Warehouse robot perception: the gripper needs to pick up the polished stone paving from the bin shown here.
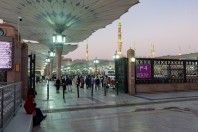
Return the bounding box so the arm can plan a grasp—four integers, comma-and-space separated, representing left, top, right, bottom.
32, 81, 198, 132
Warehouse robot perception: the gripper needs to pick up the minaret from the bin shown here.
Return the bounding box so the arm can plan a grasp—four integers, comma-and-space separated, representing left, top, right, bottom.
117, 19, 122, 57
86, 40, 88, 61
150, 44, 155, 58
133, 42, 136, 57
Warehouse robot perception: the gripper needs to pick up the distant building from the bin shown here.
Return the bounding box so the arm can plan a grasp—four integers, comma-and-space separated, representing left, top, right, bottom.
156, 52, 198, 60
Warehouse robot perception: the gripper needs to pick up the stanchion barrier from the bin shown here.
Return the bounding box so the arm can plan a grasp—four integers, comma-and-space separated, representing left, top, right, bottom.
47, 83, 49, 100
77, 85, 79, 98
63, 87, 65, 99
91, 84, 93, 97
104, 86, 106, 96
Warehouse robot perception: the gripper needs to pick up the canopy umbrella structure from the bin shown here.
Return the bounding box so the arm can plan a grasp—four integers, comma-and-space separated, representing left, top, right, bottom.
27, 42, 78, 69
0, 0, 139, 70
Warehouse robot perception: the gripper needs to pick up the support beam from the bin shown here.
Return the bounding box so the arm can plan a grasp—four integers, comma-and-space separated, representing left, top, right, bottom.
127, 48, 135, 95
55, 44, 63, 80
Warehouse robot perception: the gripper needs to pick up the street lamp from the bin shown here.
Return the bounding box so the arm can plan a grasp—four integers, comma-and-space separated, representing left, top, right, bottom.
48, 50, 55, 57
53, 34, 66, 44
18, 16, 22, 47
53, 34, 66, 80
93, 57, 99, 75
113, 50, 120, 60
46, 57, 50, 63
131, 57, 136, 62
48, 50, 55, 81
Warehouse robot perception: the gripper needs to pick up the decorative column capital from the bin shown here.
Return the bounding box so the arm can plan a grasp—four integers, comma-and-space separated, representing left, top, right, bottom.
55, 44, 63, 49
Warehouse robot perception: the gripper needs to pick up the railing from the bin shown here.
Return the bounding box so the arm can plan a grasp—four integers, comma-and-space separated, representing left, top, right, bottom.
0, 82, 22, 132
135, 58, 198, 84
0, 83, 13, 87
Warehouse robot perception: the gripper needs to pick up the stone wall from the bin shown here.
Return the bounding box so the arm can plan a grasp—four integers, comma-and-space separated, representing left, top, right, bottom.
136, 83, 198, 93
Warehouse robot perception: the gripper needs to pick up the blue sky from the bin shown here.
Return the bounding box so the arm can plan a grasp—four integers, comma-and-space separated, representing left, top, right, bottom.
66, 0, 198, 60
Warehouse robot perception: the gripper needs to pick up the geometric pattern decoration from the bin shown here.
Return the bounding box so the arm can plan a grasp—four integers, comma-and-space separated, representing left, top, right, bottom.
0, 0, 139, 70
136, 58, 198, 84
0, 0, 139, 45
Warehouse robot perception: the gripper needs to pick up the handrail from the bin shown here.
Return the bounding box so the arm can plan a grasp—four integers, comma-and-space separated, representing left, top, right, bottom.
0, 82, 20, 89
0, 82, 22, 132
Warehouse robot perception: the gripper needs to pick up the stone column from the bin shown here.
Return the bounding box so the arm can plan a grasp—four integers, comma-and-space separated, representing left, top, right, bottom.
127, 48, 135, 95
46, 63, 50, 77
44, 67, 47, 76
55, 44, 63, 79
95, 64, 97, 75
49, 59, 54, 80
21, 43, 28, 99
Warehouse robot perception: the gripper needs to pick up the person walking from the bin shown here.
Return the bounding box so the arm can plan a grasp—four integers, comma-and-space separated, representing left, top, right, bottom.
67, 76, 72, 92
80, 75, 85, 88
103, 75, 108, 89
76, 75, 80, 90
91, 76, 94, 90
85, 75, 89, 89
101, 75, 104, 88
95, 76, 100, 90
62, 76, 67, 93
56, 78, 61, 93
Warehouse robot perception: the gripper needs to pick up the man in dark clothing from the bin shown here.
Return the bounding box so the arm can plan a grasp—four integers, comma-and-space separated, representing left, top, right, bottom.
77, 76, 80, 89
95, 77, 100, 90
85, 75, 90, 89
67, 77, 72, 92
56, 78, 61, 92
62, 76, 67, 93
101, 76, 104, 88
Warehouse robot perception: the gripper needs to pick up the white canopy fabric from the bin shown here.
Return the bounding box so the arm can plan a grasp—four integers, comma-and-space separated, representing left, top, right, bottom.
0, 0, 139, 69
0, 0, 139, 44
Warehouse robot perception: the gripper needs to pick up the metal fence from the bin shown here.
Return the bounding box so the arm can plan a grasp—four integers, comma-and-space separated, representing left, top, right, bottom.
0, 82, 22, 131
135, 58, 198, 84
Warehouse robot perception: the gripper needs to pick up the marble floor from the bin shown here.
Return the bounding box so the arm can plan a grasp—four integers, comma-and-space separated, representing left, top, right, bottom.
32, 81, 198, 132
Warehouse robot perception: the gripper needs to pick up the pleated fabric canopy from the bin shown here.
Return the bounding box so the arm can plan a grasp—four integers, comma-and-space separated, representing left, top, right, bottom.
0, 0, 139, 68
0, 0, 139, 44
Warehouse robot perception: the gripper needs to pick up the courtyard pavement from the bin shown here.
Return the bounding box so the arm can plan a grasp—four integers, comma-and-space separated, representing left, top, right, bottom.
32, 81, 198, 132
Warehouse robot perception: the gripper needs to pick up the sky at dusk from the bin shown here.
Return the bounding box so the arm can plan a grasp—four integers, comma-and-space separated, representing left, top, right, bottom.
66, 0, 198, 60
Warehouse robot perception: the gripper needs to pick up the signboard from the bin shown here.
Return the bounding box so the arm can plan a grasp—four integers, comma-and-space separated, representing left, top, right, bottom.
136, 64, 151, 78
0, 41, 12, 69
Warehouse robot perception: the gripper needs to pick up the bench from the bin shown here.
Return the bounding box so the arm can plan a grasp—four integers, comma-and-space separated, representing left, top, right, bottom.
4, 108, 33, 132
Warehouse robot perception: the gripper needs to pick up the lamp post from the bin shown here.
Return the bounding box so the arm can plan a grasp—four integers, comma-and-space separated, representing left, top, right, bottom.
49, 50, 55, 57
45, 57, 50, 82
45, 57, 50, 63
48, 50, 55, 80
17, 16, 22, 47
113, 50, 119, 95
53, 34, 66, 80
93, 57, 99, 75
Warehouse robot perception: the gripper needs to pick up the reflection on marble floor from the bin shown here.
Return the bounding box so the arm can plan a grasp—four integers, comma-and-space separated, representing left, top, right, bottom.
33, 82, 198, 132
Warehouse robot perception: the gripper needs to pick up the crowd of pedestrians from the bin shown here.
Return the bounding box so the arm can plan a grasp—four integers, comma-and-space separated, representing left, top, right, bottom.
54, 74, 113, 93
25, 74, 114, 127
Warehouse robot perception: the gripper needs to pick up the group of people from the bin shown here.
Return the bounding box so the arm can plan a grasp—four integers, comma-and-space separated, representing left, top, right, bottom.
54, 74, 113, 93
35, 75, 49, 83
55, 75, 73, 93
24, 74, 113, 127
74, 75, 112, 90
